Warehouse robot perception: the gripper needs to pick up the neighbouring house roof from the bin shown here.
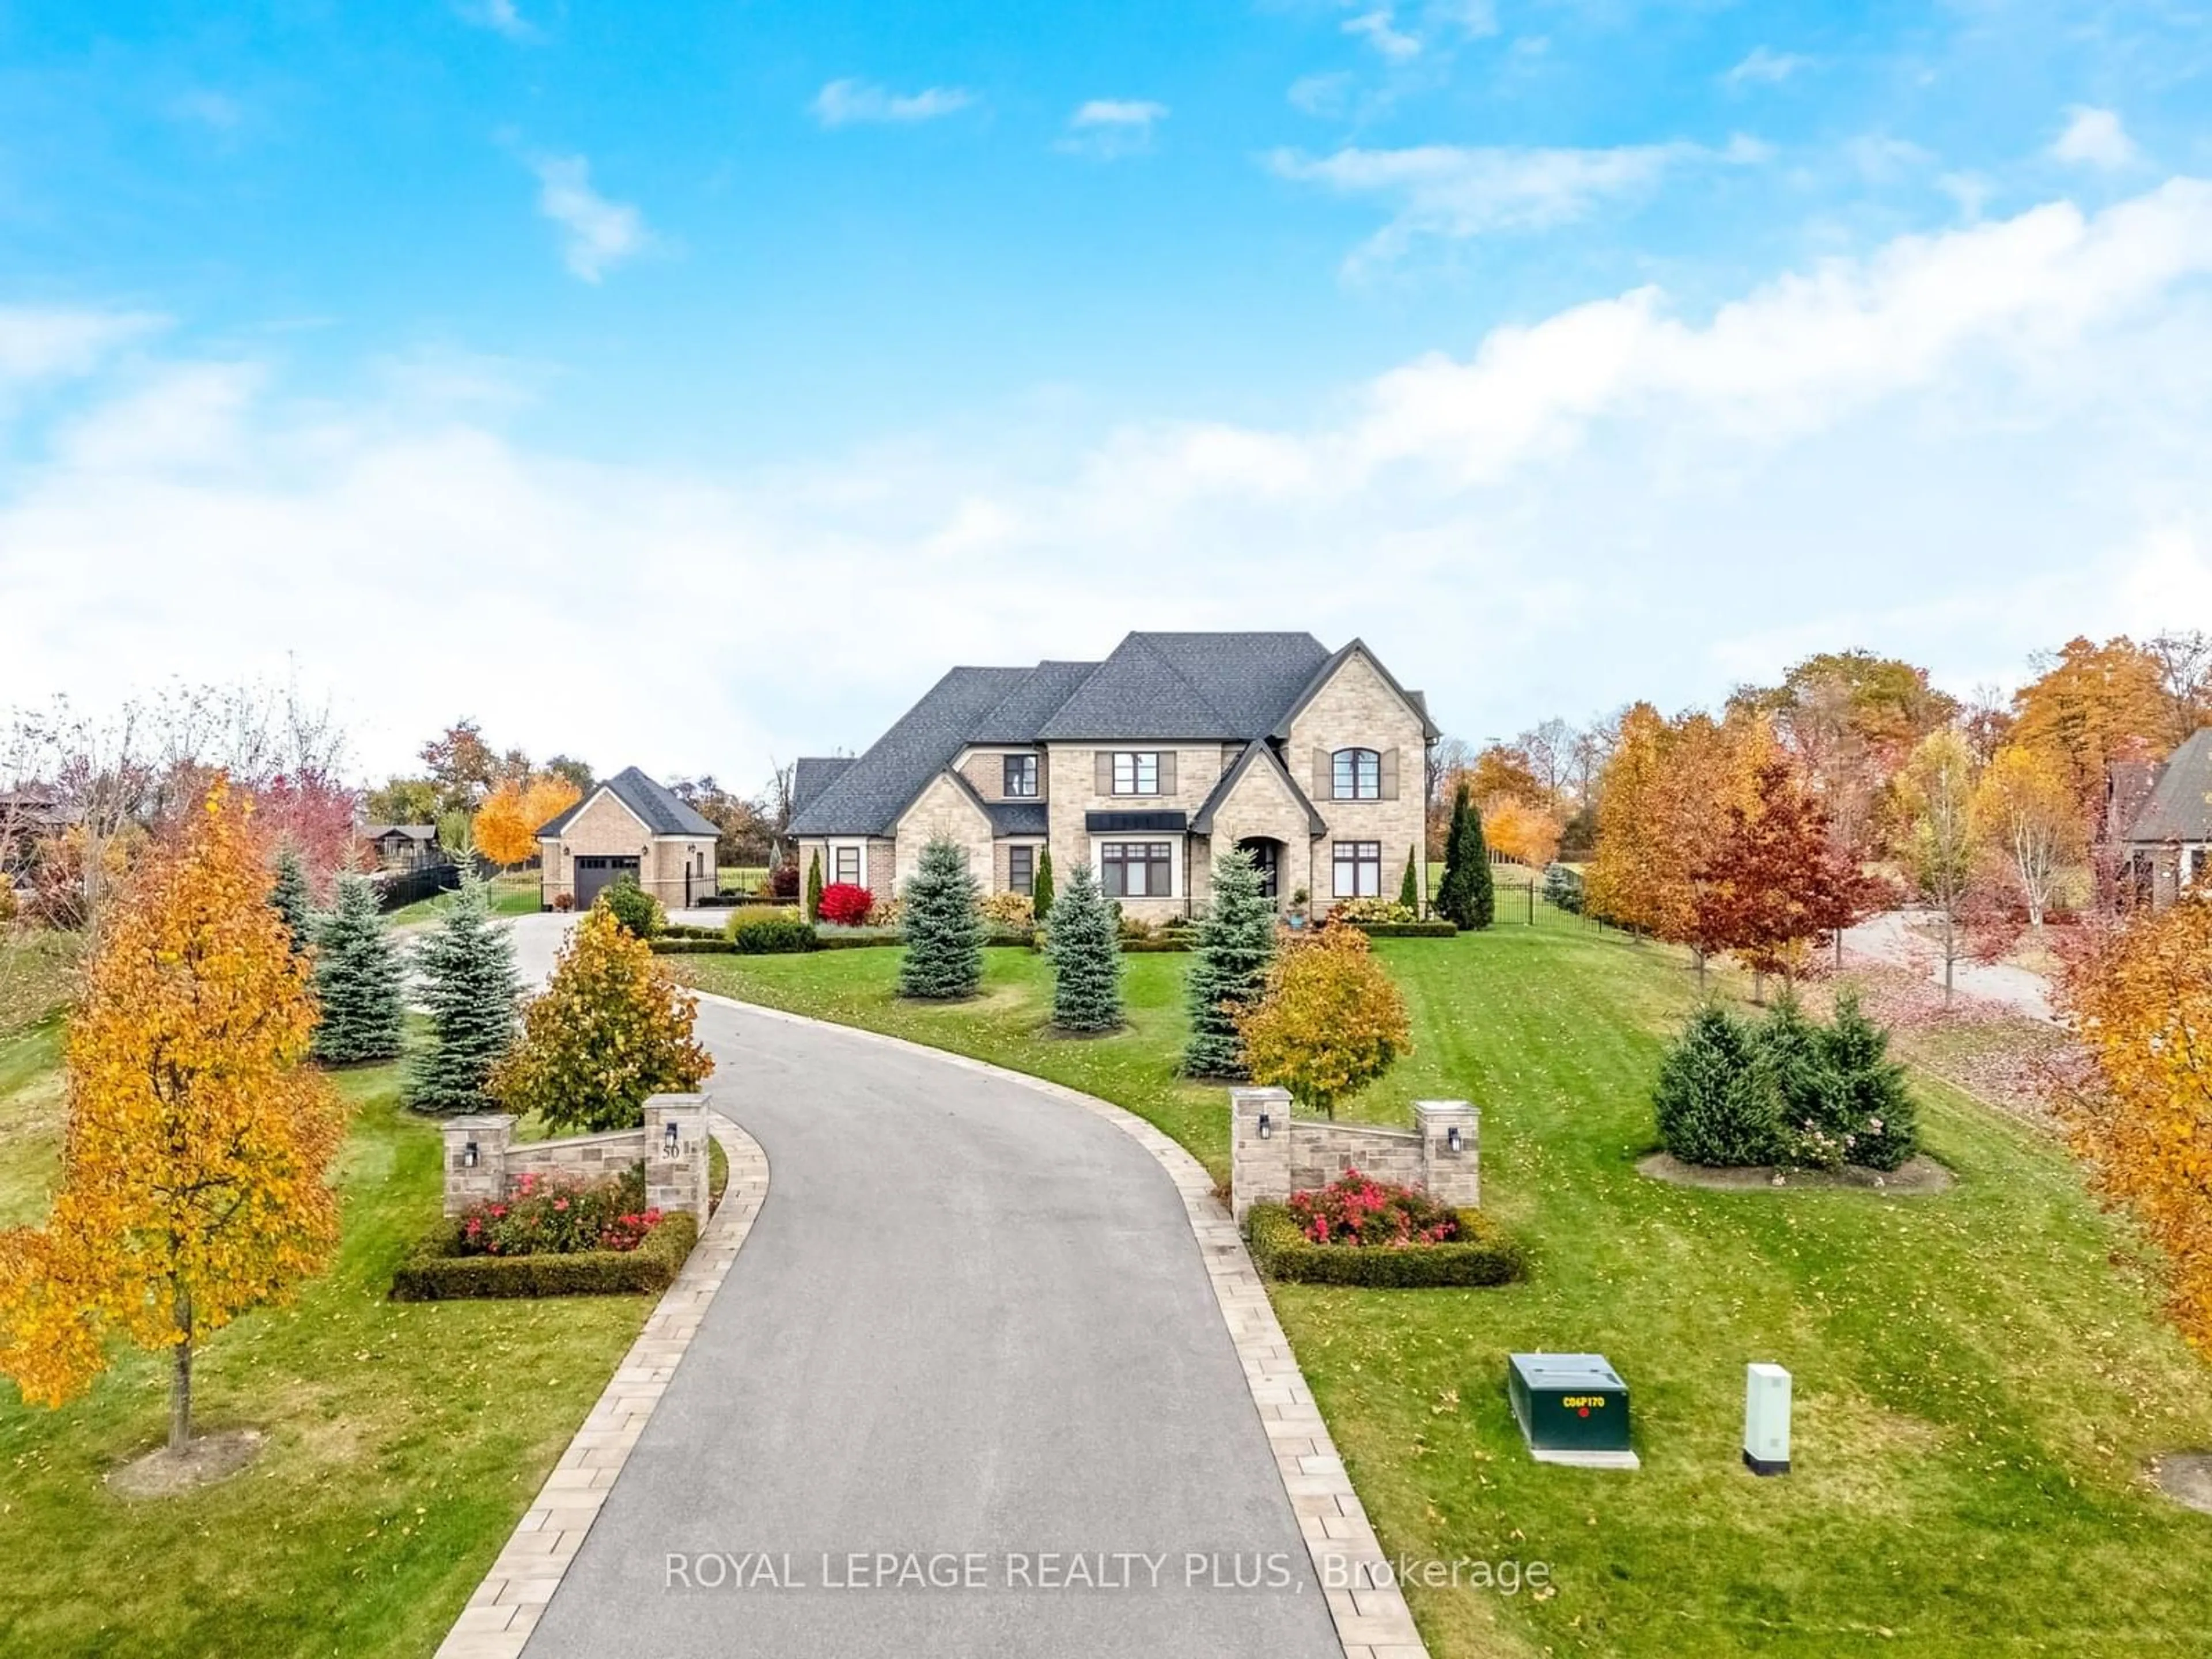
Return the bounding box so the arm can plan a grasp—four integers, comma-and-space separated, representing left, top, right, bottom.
791, 757, 855, 820
361, 823, 438, 842
536, 766, 719, 840
1189, 741, 1330, 838
789, 666, 1036, 838
791, 632, 1431, 838
2125, 728, 2212, 843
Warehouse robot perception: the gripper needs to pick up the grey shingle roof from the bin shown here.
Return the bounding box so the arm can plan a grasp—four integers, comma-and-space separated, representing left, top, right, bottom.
362, 823, 437, 842
791, 632, 1432, 838
791, 757, 854, 820
2127, 728, 2212, 842
536, 766, 718, 839
789, 668, 1035, 837
1190, 742, 1328, 838
1036, 632, 1331, 741
986, 802, 1050, 836
972, 661, 1100, 743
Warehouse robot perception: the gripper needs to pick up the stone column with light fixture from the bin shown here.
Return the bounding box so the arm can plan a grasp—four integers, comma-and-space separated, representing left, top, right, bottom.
1416, 1099, 1480, 1209
643, 1093, 711, 1218
442, 1113, 515, 1217
1229, 1085, 1293, 1223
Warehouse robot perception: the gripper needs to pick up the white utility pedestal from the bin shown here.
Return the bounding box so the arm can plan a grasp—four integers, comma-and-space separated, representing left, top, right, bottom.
1744, 1362, 1791, 1476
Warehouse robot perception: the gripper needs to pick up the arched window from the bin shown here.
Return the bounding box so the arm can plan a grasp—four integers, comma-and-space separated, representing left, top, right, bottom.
1332, 748, 1381, 801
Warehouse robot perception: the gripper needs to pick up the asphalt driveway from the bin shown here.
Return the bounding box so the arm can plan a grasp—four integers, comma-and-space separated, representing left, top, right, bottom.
520, 996, 1340, 1659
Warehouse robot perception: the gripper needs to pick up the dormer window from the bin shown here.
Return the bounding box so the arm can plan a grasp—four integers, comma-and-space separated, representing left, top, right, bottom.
1332, 748, 1381, 801
1003, 753, 1039, 798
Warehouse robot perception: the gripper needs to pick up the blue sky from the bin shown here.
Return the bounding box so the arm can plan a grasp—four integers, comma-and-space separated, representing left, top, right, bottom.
3, 1, 2211, 783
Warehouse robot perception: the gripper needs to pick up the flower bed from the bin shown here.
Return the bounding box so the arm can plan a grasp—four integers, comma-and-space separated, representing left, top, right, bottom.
1245, 1170, 1522, 1288
390, 1168, 699, 1300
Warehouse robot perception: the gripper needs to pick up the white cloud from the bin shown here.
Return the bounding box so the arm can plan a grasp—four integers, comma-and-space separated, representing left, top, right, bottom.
810, 79, 976, 128
1724, 47, 1810, 88
1287, 73, 1354, 118
1343, 7, 1422, 61
2051, 105, 2139, 170
1271, 135, 1769, 268
1427, 0, 1498, 40
1059, 100, 1169, 159
7, 181, 2212, 777
456, 0, 536, 41
0, 308, 164, 386
529, 156, 649, 283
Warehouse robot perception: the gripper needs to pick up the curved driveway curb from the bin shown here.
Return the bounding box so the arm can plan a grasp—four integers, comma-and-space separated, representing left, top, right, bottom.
434, 1112, 771, 1659
678, 991, 1430, 1659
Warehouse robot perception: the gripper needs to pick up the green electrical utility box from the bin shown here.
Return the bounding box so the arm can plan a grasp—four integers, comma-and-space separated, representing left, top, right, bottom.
1507, 1353, 1639, 1469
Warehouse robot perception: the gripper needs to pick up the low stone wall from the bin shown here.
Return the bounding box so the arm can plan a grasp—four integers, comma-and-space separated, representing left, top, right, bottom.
441, 1093, 713, 1218
1230, 1086, 1479, 1222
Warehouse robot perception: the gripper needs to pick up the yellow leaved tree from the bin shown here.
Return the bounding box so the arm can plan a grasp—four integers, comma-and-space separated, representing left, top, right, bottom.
2058, 892, 2212, 1357
473, 775, 582, 869
1235, 923, 1411, 1120
0, 782, 348, 1455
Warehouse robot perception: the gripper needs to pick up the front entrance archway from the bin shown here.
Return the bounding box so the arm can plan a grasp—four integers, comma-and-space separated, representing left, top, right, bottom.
1234, 837, 1283, 902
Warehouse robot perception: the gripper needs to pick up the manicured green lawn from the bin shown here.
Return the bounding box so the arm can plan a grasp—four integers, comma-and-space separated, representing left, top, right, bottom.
0, 1043, 653, 1658
386, 870, 541, 926
672, 920, 2212, 1657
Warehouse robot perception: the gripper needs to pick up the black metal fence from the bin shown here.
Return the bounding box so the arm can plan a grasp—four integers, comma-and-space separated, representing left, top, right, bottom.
372, 861, 463, 914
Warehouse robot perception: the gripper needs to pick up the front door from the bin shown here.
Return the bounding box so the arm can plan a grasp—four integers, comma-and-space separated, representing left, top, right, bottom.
574, 855, 641, 909
1236, 837, 1282, 901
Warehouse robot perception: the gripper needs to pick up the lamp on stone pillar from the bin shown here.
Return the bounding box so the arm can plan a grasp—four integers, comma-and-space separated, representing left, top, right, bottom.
1230, 1085, 1294, 1224
1415, 1099, 1480, 1210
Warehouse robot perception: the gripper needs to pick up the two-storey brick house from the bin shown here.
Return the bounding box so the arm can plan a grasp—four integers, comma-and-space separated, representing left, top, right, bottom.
787, 632, 1437, 922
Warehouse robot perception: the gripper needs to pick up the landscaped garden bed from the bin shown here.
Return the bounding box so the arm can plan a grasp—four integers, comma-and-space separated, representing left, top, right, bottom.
392, 1166, 700, 1300
1246, 1171, 1522, 1287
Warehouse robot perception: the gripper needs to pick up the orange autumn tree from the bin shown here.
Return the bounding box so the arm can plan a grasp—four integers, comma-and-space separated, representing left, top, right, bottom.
474, 774, 582, 869
2057, 891, 2212, 1357
0, 783, 347, 1455
1480, 794, 1563, 868
1235, 923, 1411, 1120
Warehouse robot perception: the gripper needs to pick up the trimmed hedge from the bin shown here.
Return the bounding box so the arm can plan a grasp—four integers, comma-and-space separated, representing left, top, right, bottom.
652, 938, 747, 955
1245, 1203, 1522, 1288
390, 1211, 700, 1301
653, 929, 1040, 955
661, 923, 726, 940
1346, 921, 1459, 938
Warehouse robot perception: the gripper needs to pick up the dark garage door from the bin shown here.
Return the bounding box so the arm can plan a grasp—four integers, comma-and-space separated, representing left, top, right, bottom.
574, 855, 640, 910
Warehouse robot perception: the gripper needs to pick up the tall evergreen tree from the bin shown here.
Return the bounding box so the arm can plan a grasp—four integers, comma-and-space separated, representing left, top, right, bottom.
1819, 991, 1918, 1171
1653, 1002, 1780, 1167
1397, 848, 1421, 912
804, 850, 824, 922
1436, 782, 1495, 929
1032, 846, 1055, 922
408, 873, 521, 1114
1183, 849, 1278, 1077
1046, 864, 1123, 1032
269, 844, 314, 957
311, 873, 405, 1064
898, 838, 985, 999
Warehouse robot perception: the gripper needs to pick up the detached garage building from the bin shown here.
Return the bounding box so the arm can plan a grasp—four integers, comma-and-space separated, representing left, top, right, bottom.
535, 766, 720, 912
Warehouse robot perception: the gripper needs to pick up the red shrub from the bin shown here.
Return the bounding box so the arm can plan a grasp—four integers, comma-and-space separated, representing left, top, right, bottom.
817, 882, 873, 926
768, 861, 801, 899
452, 1167, 666, 1257
1287, 1168, 1460, 1248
